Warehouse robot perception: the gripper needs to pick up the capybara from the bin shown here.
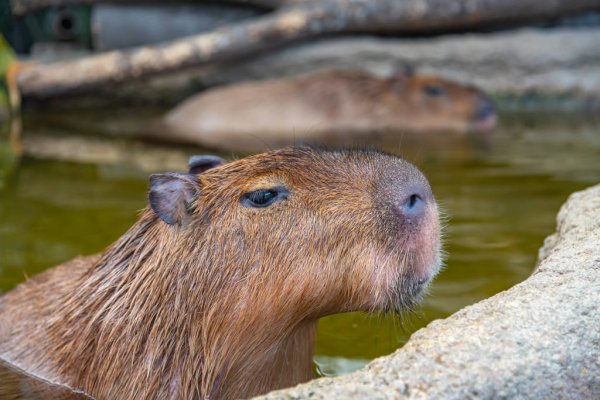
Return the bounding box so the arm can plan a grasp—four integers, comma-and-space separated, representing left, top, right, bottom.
0, 147, 442, 399
161, 69, 496, 152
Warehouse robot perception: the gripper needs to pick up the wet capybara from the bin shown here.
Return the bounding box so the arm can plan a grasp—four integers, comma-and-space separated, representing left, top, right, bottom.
0, 147, 442, 399
162, 69, 496, 151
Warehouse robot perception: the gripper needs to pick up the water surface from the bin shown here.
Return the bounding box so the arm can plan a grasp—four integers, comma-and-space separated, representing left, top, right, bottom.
1, 111, 598, 375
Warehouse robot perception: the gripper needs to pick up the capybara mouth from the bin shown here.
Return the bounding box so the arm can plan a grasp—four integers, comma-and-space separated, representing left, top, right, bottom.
391, 254, 442, 314
388, 273, 432, 314
396, 214, 443, 313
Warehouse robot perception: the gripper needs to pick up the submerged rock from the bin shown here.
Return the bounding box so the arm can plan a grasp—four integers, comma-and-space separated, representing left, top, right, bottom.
257, 184, 600, 399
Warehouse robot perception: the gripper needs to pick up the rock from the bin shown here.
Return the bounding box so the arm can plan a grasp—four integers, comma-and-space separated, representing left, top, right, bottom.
39, 26, 600, 111
201, 27, 600, 110
256, 184, 600, 399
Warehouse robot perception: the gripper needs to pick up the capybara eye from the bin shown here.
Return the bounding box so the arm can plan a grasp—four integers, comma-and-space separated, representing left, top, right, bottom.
423, 84, 446, 97
242, 187, 288, 208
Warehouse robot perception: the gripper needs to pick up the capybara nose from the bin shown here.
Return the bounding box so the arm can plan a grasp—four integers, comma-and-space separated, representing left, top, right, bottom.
395, 180, 432, 225
396, 189, 429, 225
400, 193, 426, 218
475, 97, 495, 121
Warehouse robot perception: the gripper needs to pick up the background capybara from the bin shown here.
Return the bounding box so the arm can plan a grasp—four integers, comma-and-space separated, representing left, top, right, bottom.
0, 147, 441, 399
161, 69, 496, 152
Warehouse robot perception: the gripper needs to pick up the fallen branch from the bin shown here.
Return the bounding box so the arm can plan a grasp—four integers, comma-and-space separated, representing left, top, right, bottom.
17, 0, 600, 98
11, 0, 286, 15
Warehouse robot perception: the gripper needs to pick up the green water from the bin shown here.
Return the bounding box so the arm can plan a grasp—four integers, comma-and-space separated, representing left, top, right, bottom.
1, 112, 599, 376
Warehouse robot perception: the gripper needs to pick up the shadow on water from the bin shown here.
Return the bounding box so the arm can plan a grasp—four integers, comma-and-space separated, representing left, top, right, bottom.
1, 110, 599, 376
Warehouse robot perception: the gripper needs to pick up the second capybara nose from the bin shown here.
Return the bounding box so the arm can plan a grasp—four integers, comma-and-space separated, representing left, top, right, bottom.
475, 97, 495, 121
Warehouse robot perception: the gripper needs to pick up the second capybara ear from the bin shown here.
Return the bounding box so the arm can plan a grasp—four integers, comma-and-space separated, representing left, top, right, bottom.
149, 173, 199, 226
391, 63, 415, 94
394, 62, 415, 79
188, 155, 226, 175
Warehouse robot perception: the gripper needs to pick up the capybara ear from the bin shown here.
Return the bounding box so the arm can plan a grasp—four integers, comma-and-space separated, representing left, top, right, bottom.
391, 63, 415, 94
188, 155, 226, 175
394, 62, 415, 78
390, 64, 413, 96
149, 173, 199, 225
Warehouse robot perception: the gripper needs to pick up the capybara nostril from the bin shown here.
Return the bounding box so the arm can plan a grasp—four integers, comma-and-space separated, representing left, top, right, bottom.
395, 182, 431, 224
475, 97, 495, 121
400, 193, 425, 217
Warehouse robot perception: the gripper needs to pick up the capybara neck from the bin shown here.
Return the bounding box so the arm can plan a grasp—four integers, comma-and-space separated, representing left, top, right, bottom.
51, 211, 318, 399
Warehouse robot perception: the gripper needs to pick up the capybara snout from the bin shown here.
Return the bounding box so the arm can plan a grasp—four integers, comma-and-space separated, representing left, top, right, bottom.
0, 146, 441, 400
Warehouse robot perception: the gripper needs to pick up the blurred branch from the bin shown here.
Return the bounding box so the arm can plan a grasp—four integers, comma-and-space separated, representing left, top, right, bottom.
17, 0, 600, 99
11, 0, 291, 15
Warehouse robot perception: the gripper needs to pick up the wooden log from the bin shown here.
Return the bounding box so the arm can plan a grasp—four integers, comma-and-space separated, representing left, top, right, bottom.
196, 28, 600, 107
16, 0, 600, 99
11, 0, 286, 15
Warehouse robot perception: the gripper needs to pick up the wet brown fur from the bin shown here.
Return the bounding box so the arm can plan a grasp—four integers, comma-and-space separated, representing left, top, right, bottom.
0, 147, 441, 399
162, 70, 495, 151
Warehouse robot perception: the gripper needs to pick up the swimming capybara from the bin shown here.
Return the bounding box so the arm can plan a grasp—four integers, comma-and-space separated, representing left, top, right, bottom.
162, 69, 496, 152
0, 147, 442, 399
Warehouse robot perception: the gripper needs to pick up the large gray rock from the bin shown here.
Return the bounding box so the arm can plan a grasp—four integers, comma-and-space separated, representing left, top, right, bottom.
204, 27, 600, 97
44, 25, 600, 111
91, 25, 600, 110
257, 184, 600, 399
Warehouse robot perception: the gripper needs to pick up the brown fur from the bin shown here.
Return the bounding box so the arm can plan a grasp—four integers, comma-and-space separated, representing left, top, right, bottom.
0, 147, 441, 399
162, 70, 496, 151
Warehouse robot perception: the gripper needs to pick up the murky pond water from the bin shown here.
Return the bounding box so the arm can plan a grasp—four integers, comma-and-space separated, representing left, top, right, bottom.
1, 111, 599, 376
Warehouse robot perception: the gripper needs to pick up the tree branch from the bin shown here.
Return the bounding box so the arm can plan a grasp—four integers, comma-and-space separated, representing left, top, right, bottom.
17, 0, 600, 98
11, 0, 288, 15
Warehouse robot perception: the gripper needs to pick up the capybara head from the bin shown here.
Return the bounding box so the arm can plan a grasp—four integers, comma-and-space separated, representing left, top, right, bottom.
146, 147, 441, 395
387, 69, 496, 133
0, 147, 442, 400
150, 147, 441, 316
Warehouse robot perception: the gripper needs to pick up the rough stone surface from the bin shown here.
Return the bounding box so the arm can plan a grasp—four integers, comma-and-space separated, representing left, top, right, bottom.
135, 26, 600, 109
203, 27, 600, 98
256, 184, 600, 399
50, 26, 600, 111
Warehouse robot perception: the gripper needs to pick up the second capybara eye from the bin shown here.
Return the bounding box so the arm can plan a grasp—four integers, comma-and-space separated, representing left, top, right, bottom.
423, 84, 447, 97
242, 187, 289, 208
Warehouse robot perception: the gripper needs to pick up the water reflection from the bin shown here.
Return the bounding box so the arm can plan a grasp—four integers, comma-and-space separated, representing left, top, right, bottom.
0, 111, 599, 375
